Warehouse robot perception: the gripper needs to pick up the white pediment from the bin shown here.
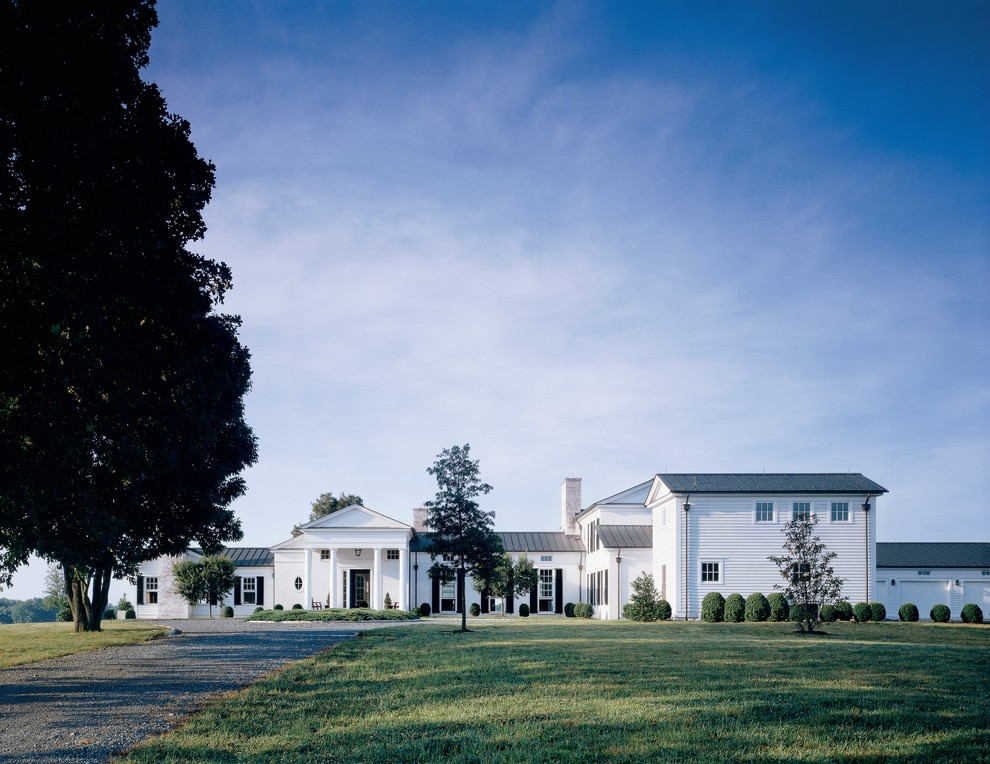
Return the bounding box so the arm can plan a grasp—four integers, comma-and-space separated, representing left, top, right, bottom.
298, 504, 412, 531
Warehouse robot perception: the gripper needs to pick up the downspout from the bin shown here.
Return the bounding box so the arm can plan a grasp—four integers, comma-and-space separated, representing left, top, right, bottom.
683, 494, 691, 621
413, 552, 419, 611
615, 548, 622, 619
578, 551, 584, 603
863, 495, 873, 603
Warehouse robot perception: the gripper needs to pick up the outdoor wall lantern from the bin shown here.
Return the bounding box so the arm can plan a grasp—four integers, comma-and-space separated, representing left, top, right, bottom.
955, 579, 960, 586
891, 580, 896, 586
355, 549, 362, 557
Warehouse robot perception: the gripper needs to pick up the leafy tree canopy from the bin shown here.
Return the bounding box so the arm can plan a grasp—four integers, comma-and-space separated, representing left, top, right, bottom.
172, 555, 235, 617
0, 0, 257, 632
424, 444, 503, 632
309, 492, 364, 522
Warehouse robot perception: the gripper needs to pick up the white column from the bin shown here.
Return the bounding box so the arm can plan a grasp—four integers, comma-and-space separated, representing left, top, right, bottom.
373, 547, 382, 609
304, 548, 313, 609
399, 547, 408, 611
328, 549, 338, 608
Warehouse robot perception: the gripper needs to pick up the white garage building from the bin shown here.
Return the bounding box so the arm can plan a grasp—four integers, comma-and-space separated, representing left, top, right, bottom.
876, 542, 990, 620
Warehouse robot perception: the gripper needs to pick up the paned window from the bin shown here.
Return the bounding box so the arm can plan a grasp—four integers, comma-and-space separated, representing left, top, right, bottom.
539, 569, 554, 612
440, 581, 456, 612
320, 549, 330, 560
792, 502, 812, 521
386, 549, 399, 560
540, 555, 553, 562
242, 577, 256, 604
755, 502, 774, 522
830, 502, 849, 522
146, 576, 159, 604
918, 571, 931, 576
701, 562, 720, 583
294, 576, 303, 590
790, 562, 811, 583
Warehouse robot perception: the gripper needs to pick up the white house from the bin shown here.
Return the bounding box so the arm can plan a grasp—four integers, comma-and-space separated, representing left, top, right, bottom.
134, 472, 989, 621
876, 542, 990, 620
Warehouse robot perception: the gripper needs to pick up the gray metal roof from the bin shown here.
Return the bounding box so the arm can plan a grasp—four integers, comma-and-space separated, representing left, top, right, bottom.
877, 542, 990, 569
409, 532, 583, 554
656, 473, 887, 494
597, 525, 652, 549
191, 547, 275, 567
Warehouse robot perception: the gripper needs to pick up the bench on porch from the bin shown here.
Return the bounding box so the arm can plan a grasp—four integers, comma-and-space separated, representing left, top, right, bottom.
311, 600, 324, 610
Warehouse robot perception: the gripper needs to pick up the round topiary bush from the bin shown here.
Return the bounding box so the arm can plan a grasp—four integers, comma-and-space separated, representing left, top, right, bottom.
518, 603, 530, 617
124, 608, 136, 620
291, 603, 303, 610
418, 602, 431, 617
274, 603, 284, 610
960, 603, 983, 624
723, 593, 745, 623
253, 606, 264, 614
564, 602, 576, 618
574, 602, 594, 618
767, 593, 789, 622
469, 603, 481, 617
222, 605, 234, 618
898, 602, 919, 622
622, 603, 635, 619
744, 592, 770, 622
819, 604, 837, 622
853, 602, 872, 622
869, 602, 887, 622
701, 592, 725, 622
103, 608, 117, 621
930, 604, 951, 623
790, 602, 818, 624
656, 599, 672, 621
833, 601, 853, 621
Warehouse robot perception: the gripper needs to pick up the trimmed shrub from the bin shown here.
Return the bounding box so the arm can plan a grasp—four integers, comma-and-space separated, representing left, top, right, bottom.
56, 605, 73, 622
418, 602, 431, 617
253, 606, 264, 614
222, 605, 234, 618
701, 592, 725, 622
833, 600, 853, 621
469, 603, 481, 617
291, 603, 303, 610
622, 603, 635, 619
124, 608, 136, 620
790, 602, 818, 624
518, 603, 530, 617
564, 602, 575, 618
960, 603, 983, 624
819, 604, 837, 622
744, 593, 770, 622
869, 602, 886, 621
656, 599, 672, 621
898, 602, 919, 622
853, 602, 872, 622
768, 593, 789, 622
724, 594, 745, 623
574, 603, 594, 618
103, 608, 117, 621
930, 604, 951, 623
274, 604, 284, 610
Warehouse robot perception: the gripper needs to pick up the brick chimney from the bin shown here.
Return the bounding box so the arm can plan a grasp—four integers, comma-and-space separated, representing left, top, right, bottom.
561, 478, 581, 536
412, 507, 429, 532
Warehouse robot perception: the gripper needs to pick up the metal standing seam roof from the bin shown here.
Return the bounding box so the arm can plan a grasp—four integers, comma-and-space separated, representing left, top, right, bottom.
409, 532, 583, 554
597, 525, 653, 549
191, 547, 275, 567
877, 542, 990, 569
656, 473, 887, 494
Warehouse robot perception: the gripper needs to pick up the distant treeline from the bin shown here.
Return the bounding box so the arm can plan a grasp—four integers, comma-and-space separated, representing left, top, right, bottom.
0, 597, 58, 624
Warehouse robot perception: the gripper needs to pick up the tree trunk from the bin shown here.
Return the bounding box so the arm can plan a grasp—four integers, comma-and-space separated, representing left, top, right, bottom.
87, 566, 111, 631
457, 566, 468, 632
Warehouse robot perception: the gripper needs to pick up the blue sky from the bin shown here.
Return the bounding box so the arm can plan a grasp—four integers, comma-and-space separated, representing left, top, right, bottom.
6, 1, 988, 599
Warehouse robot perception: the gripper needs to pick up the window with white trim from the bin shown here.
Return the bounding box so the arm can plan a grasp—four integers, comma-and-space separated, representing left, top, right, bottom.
440, 580, 456, 611
320, 549, 330, 560
830, 502, 849, 522
918, 571, 931, 576
242, 577, 256, 604
540, 555, 552, 562
701, 562, 720, 583
386, 549, 399, 560
146, 576, 159, 604
294, 576, 303, 590
792, 502, 811, 521
538, 568, 554, 612
755, 502, 774, 522
790, 562, 811, 583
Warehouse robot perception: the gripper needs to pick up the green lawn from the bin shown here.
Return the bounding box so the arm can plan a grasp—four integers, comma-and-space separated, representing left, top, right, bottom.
0, 620, 166, 667
121, 620, 989, 763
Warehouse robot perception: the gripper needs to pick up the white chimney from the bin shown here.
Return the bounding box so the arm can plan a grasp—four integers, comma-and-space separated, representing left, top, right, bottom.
561, 478, 581, 536
412, 507, 429, 532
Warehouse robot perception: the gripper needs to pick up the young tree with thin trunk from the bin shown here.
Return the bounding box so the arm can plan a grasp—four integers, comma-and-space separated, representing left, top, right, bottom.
768, 515, 844, 634
424, 444, 503, 632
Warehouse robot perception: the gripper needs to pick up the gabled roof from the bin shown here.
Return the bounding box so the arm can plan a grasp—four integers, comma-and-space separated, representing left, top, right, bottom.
877, 542, 990, 569
598, 525, 652, 549
296, 504, 412, 531
655, 473, 887, 494
410, 532, 583, 554
189, 547, 274, 567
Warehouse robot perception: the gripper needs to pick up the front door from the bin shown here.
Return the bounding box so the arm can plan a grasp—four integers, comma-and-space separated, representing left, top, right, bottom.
351, 569, 371, 608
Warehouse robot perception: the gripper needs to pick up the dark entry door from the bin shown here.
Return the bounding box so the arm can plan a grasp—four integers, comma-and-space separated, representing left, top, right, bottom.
351, 569, 371, 607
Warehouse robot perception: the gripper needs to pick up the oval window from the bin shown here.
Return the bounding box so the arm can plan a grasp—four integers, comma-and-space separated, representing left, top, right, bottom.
294, 576, 303, 590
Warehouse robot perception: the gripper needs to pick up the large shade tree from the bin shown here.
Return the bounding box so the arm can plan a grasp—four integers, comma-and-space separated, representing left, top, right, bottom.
0, 0, 257, 631
424, 444, 503, 632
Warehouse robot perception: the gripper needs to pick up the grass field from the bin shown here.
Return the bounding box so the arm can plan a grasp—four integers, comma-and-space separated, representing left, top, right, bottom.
0, 620, 166, 667
120, 619, 988, 763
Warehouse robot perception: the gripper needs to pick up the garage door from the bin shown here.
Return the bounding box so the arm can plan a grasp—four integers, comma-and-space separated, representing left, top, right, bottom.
899, 580, 950, 619
962, 581, 990, 612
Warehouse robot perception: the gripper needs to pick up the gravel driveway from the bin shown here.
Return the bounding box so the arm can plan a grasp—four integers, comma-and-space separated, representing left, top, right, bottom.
0, 618, 414, 763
